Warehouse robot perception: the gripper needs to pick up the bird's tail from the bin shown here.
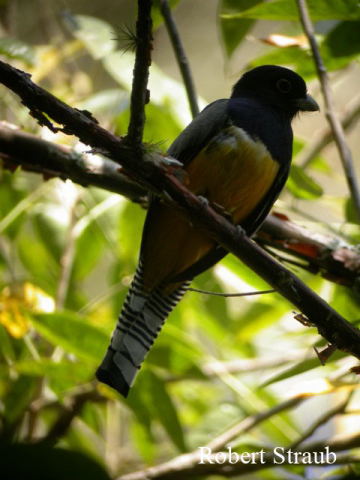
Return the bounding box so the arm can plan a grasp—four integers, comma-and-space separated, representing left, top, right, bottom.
96, 260, 189, 397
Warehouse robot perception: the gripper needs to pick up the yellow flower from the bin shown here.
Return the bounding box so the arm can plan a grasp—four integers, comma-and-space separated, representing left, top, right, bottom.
0, 283, 55, 338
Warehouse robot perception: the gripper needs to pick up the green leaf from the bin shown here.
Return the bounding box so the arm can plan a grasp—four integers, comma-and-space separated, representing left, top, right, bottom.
73, 223, 105, 280
219, 0, 262, 57
325, 21, 360, 57
345, 197, 360, 224
69, 14, 116, 59
262, 351, 344, 387
78, 89, 129, 116
0, 37, 35, 64
117, 201, 145, 265
152, 0, 181, 30
3, 375, 38, 424
287, 165, 323, 199
222, 0, 360, 21
17, 233, 59, 294
30, 312, 109, 363
147, 370, 187, 452
14, 359, 93, 396
1, 444, 111, 480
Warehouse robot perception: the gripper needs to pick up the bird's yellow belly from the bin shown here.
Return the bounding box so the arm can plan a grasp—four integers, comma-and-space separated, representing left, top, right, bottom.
141, 126, 279, 292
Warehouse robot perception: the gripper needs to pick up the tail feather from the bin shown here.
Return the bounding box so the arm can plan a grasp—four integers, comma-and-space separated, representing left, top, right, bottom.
96, 261, 189, 397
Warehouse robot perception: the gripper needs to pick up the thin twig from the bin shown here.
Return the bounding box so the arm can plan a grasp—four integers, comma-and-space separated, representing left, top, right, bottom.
37, 387, 105, 446
297, 93, 360, 169
160, 0, 199, 118
296, 0, 360, 222
116, 392, 360, 480
186, 286, 275, 297
126, 0, 153, 146
290, 391, 353, 449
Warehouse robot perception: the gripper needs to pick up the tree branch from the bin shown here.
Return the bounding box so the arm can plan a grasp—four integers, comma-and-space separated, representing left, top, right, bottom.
37, 388, 105, 446
126, 0, 153, 146
0, 123, 146, 203
256, 214, 360, 288
1, 60, 360, 375
296, 0, 360, 221
2, 124, 359, 288
159, 0, 199, 118
116, 390, 360, 479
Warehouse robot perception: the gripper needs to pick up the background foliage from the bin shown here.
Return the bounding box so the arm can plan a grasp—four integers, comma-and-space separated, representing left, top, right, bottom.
0, 1, 360, 479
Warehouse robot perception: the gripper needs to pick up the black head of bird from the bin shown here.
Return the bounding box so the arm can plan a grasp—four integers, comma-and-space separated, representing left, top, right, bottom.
232, 65, 319, 118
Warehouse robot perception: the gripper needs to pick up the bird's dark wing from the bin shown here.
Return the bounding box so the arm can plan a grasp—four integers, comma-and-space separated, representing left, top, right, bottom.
168, 99, 230, 166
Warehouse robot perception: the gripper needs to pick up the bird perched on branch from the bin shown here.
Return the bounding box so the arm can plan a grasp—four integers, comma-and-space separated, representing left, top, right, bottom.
96, 65, 319, 397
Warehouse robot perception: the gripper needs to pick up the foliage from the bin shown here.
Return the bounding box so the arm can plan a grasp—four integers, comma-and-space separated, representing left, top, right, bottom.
0, 1, 360, 479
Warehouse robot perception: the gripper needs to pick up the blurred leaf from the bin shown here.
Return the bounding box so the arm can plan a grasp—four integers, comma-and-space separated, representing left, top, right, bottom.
345, 197, 360, 224
331, 285, 360, 320
287, 165, 323, 199
148, 370, 187, 452
0, 37, 35, 64
235, 299, 288, 341
219, 0, 261, 57
1, 443, 111, 480
0, 172, 28, 238
17, 233, 59, 294
221, 254, 272, 291
30, 312, 108, 363
33, 211, 65, 261
152, 0, 181, 30
222, 0, 360, 21
249, 19, 360, 79
103, 50, 193, 126
262, 352, 344, 387
0, 324, 16, 363
14, 359, 93, 396
115, 103, 182, 148
117, 201, 145, 265
78, 89, 129, 116
3, 375, 37, 424
68, 14, 116, 59
326, 21, 360, 57
130, 420, 156, 464
73, 223, 105, 280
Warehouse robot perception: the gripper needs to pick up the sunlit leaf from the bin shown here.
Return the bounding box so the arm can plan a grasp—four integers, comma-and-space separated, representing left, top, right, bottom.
222, 0, 360, 21
0, 37, 35, 64
287, 165, 323, 199
3, 375, 37, 424
219, 0, 261, 57
152, 0, 181, 30
30, 312, 108, 363
147, 370, 187, 452
67, 14, 116, 59
262, 351, 344, 387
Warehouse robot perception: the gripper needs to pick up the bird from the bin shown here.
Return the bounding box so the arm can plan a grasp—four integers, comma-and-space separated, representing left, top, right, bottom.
96, 65, 319, 397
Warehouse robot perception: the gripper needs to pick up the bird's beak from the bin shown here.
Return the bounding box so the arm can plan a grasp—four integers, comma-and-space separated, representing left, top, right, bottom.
295, 94, 320, 112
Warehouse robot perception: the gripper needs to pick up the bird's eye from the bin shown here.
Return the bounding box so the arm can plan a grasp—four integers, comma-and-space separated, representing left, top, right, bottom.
276, 78, 292, 93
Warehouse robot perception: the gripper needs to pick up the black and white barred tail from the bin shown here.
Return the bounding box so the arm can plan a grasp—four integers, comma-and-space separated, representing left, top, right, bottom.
96, 260, 189, 397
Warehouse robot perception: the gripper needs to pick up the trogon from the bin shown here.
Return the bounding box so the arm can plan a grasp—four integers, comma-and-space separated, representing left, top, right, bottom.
96, 65, 319, 397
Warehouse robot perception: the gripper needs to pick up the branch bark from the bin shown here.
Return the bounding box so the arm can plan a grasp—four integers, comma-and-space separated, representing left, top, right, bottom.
1, 123, 359, 288
160, 0, 199, 118
1, 60, 360, 373
296, 0, 360, 221
126, 0, 153, 146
